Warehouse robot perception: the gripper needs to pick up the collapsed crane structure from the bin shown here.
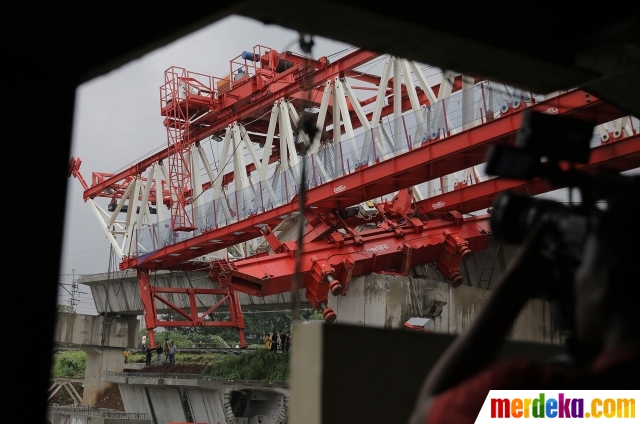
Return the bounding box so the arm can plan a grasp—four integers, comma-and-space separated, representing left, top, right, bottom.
70, 44, 640, 348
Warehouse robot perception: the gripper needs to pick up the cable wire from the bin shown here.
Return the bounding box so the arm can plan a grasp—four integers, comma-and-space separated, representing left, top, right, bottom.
290, 33, 317, 322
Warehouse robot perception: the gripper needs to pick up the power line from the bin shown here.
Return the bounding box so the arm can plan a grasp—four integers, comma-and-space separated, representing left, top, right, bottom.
327, 46, 357, 58
62, 246, 111, 256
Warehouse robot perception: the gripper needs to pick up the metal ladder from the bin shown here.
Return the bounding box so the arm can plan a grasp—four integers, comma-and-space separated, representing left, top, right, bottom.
476, 236, 500, 290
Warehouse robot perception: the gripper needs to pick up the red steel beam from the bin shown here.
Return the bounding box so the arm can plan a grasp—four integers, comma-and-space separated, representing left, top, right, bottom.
215, 215, 491, 305
82, 54, 474, 202
208, 133, 640, 309
335, 132, 640, 232
416, 130, 640, 215
189, 49, 381, 140
309, 91, 622, 210
83, 50, 381, 201
122, 90, 623, 271
137, 269, 247, 347
82, 68, 445, 201
339, 131, 640, 229
83, 49, 380, 200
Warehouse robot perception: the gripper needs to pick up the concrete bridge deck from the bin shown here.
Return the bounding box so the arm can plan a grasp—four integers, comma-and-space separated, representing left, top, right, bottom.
103, 370, 289, 424
79, 242, 515, 317
80, 270, 309, 315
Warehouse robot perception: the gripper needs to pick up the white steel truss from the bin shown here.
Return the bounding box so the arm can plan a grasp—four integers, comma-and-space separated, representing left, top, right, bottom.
82, 54, 548, 261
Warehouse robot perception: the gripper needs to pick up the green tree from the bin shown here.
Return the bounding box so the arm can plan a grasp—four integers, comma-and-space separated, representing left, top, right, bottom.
51, 351, 87, 378
203, 350, 290, 381
306, 309, 324, 320
147, 308, 322, 347
57, 304, 76, 313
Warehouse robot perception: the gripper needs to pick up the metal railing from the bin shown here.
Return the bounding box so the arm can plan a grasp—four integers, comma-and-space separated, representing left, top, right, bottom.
104, 370, 162, 378
103, 370, 289, 386
47, 405, 149, 419
78, 269, 137, 281
135, 82, 535, 260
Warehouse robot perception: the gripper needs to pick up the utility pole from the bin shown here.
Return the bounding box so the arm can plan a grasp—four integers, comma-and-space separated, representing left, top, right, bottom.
68, 269, 79, 311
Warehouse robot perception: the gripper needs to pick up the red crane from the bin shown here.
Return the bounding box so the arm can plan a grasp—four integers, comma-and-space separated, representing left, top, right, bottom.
69, 45, 639, 348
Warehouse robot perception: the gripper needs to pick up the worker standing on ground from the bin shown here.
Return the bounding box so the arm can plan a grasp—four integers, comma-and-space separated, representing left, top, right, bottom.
169, 341, 177, 364
280, 331, 287, 353
155, 345, 163, 365
285, 331, 292, 353
271, 328, 279, 353
123, 349, 131, 364
145, 346, 152, 366
264, 333, 272, 350
164, 339, 170, 364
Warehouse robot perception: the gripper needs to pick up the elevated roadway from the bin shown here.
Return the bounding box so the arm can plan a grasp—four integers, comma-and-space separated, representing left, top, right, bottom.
79, 270, 309, 315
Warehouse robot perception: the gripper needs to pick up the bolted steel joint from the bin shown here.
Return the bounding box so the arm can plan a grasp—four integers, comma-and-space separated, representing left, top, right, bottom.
457, 245, 472, 260
449, 271, 463, 287
326, 274, 344, 296
311, 259, 335, 284
319, 302, 337, 323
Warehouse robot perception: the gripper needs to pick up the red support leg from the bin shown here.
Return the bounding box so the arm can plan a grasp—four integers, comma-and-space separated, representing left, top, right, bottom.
137, 273, 249, 348
147, 329, 156, 349
228, 288, 247, 348
137, 269, 158, 346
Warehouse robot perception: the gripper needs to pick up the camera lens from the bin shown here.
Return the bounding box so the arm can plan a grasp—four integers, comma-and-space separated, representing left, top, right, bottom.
491, 192, 565, 244
491, 193, 532, 243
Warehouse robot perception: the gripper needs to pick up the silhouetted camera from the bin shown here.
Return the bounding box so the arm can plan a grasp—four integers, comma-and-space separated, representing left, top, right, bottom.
486, 110, 598, 262
489, 193, 592, 275
485, 111, 637, 327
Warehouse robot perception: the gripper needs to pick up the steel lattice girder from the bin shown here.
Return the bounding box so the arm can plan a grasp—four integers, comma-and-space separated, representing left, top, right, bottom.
206, 126, 640, 310
123, 90, 625, 270
80, 55, 478, 204
335, 129, 640, 225
81, 49, 381, 202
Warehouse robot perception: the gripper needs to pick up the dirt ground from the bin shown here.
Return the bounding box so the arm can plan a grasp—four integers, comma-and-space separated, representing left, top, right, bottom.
50, 364, 208, 411
96, 385, 125, 411
136, 363, 208, 374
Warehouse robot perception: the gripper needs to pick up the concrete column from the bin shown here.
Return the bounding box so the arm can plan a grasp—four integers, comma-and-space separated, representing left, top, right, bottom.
328, 274, 561, 344
328, 274, 413, 328
54, 313, 139, 347
81, 346, 125, 406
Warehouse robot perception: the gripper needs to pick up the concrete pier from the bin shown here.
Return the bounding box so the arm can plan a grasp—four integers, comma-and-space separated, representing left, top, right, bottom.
81, 346, 129, 406
54, 312, 138, 348
288, 322, 565, 424
53, 313, 139, 406
328, 274, 561, 344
